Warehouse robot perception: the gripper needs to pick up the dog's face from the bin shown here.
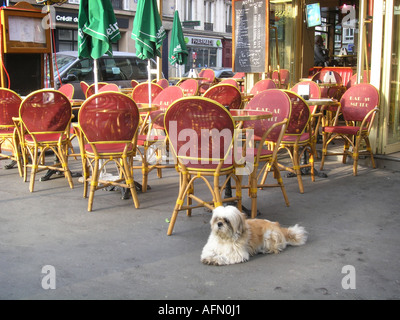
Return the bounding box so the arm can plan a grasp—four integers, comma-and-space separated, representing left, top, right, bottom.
210, 206, 246, 240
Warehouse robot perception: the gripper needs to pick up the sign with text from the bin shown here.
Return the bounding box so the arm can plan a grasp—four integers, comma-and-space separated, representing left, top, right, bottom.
232, 0, 269, 73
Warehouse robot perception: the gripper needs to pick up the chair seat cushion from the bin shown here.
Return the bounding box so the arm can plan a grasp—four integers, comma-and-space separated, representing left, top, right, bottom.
25, 133, 68, 143
0, 127, 14, 135
183, 161, 234, 171
236, 147, 273, 161
85, 143, 134, 154
137, 135, 166, 146
323, 126, 366, 135
281, 132, 310, 144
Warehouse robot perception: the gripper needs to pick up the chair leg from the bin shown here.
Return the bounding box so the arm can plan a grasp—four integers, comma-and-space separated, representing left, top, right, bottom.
320, 132, 328, 171
167, 172, 188, 235
88, 158, 100, 211
365, 136, 376, 169
343, 140, 350, 164
59, 146, 74, 189
293, 146, 304, 194
29, 146, 39, 192
249, 172, 258, 219
123, 156, 139, 208
308, 147, 315, 182
273, 162, 290, 206
352, 136, 362, 176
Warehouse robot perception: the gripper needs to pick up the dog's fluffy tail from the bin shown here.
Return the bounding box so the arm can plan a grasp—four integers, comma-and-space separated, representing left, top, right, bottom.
283, 224, 307, 246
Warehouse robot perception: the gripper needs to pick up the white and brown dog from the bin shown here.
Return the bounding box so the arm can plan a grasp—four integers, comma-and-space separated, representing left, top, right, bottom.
201, 206, 307, 266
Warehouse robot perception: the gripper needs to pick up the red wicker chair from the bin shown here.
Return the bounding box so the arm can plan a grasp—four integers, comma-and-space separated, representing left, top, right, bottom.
134, 86, 184, 192
0, 88, 23, 176
203, 83, 242, 110
275, 91, 314, 193
320, 83, 379, 176
249, 79, 276, 95
177, 78, 199, 96
76, 91, 141, 211
237, 89, 291, 217
17, 89, 74, 192
164, 96, 242, 235
198, 68, 216, 94
58, 83, 74, 100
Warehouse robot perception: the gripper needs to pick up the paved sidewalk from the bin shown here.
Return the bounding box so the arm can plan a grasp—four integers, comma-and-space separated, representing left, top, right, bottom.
0, 152, 399, 300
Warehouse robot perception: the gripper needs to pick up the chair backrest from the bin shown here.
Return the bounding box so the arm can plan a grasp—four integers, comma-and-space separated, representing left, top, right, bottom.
340, 83, 379, 123
177, 78, 199, 96
232, 72, 245, 79
80, 81, 89, 98
203, 84, 242, 110
198, 68, 215, 83
164, 97, 235, 167
98, 83, 120, 93
312, 70, 343, 85
156, 78, 169, 89
0, 88, 22, 127
291, 81, 321, 99
58, 83, 74, 100
86, 82, 109, 98
151, 86, 184, 129
20, 89, 72, 133
78, 92, 140, 143
281, 90, 311, 136
132, 82, 164, 104
244, 89, 291, 142
346, 70, 370, 89
153, 86, 184, 111
249, 79, 276, 95
220, 78, 239, 88
272, 69, 290, 88
131, 79, 139, 89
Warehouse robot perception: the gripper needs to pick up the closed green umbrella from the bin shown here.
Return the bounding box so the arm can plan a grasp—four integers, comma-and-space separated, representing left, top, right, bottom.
169, 10, 188, 73
131, 0, 166, 60
131, 0, 166, 107
78, 0, 121, 92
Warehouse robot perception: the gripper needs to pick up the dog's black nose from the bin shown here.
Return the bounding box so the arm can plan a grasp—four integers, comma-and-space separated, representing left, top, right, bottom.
217, 222, 223, 228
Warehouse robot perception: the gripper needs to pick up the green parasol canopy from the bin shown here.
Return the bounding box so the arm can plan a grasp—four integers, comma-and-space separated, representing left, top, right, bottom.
78, 0, 121, 60
169, 10, 188, 66
131, 0, 166, 60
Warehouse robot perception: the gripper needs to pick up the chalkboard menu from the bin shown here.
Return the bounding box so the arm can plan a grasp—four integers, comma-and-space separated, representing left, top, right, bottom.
232, 0, 269, 73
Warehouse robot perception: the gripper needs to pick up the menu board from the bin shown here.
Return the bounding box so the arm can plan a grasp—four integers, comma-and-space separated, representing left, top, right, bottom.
232, 0, 269, 73
1, 9, 51, 53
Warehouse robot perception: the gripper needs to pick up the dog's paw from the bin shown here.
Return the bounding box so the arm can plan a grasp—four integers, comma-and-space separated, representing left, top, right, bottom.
201, 255, 229, 266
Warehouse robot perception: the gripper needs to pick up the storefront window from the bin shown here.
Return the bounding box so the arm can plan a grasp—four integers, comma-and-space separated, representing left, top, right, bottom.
388, 1, 400, 145
269, 1, 294, 75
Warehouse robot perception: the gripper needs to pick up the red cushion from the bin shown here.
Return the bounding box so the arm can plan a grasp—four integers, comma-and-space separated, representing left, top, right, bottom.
25, 133, 67, 143
0, 127, 14, 135
84, 143, 133, 154
323, 126, 366, 135
281, 132, 310, 144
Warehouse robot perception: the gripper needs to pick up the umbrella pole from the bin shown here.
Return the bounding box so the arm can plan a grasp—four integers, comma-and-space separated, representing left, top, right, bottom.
148, 59, 152, 107
94, 59, 99, 94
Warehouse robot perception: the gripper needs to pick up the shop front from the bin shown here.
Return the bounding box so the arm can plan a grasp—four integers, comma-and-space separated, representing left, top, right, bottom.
271, 0, 400, 155
182, 35, 223, 73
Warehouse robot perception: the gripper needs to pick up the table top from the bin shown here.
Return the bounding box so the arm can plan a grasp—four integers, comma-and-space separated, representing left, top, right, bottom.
120, 88, 133, 95
305, 98, 340, 106
315, 82, 344, 87
230, 109, 272, 121
71, 99, 85, 107
169, 77, 206, 81
137, 103, 159, 112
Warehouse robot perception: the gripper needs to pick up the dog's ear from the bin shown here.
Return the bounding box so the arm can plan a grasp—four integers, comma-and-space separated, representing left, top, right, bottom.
233, 208, 246, 236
